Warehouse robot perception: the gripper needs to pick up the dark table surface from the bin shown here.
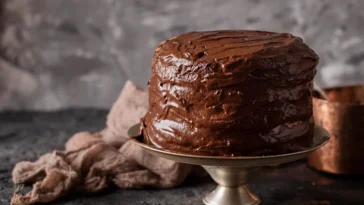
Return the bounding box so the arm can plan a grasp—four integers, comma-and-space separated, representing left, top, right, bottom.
0, 109, 364, 205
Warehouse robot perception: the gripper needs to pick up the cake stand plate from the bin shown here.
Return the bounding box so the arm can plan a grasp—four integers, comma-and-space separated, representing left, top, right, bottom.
128, 124, 330, 205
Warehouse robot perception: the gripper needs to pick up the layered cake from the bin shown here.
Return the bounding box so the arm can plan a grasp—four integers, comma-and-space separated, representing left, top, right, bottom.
141, 30, 319, 156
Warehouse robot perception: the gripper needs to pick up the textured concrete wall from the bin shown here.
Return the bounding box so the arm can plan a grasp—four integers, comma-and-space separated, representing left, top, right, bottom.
0, 0, 363, 110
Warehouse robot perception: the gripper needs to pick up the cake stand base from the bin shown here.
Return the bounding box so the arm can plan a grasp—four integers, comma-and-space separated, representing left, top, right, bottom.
203, 166, 260, 205
128, 124, 329, 205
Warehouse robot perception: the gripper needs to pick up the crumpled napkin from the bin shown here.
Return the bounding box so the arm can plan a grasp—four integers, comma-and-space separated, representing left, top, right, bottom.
11, 81, 193, 205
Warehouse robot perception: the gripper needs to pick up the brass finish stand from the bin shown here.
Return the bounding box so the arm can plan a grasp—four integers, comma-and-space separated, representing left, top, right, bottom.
128, 124, 329, 205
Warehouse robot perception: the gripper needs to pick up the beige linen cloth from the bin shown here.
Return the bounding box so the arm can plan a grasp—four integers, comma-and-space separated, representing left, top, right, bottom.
11, 81, 194, 205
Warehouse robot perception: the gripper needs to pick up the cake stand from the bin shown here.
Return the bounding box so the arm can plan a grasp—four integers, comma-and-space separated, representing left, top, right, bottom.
128, 124, 329, 205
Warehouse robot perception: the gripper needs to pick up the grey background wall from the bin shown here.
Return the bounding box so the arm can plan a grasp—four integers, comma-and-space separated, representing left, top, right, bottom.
0, 0, 363, 110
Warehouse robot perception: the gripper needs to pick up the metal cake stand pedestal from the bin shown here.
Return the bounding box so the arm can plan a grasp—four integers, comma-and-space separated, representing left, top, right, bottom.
128, 124, 329, 205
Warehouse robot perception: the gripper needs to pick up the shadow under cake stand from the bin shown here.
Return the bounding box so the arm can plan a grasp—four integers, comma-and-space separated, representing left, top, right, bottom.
128, 124, 329, 205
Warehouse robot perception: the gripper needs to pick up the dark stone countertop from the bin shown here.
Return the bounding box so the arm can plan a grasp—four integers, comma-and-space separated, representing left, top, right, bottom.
1, 109, 364, 205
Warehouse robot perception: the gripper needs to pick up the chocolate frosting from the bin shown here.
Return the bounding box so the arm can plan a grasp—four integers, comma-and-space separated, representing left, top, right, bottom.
142, 30, 319, 156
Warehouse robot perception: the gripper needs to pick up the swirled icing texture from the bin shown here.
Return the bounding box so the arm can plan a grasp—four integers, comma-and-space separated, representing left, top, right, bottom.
142, 30, 319, 156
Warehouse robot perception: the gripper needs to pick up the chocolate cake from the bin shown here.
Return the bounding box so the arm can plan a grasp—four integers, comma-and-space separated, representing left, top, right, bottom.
141, 30, 319, 156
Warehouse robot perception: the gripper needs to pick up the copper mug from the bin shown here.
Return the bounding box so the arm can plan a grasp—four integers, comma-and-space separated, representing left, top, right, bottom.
308, 85, 364, 175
